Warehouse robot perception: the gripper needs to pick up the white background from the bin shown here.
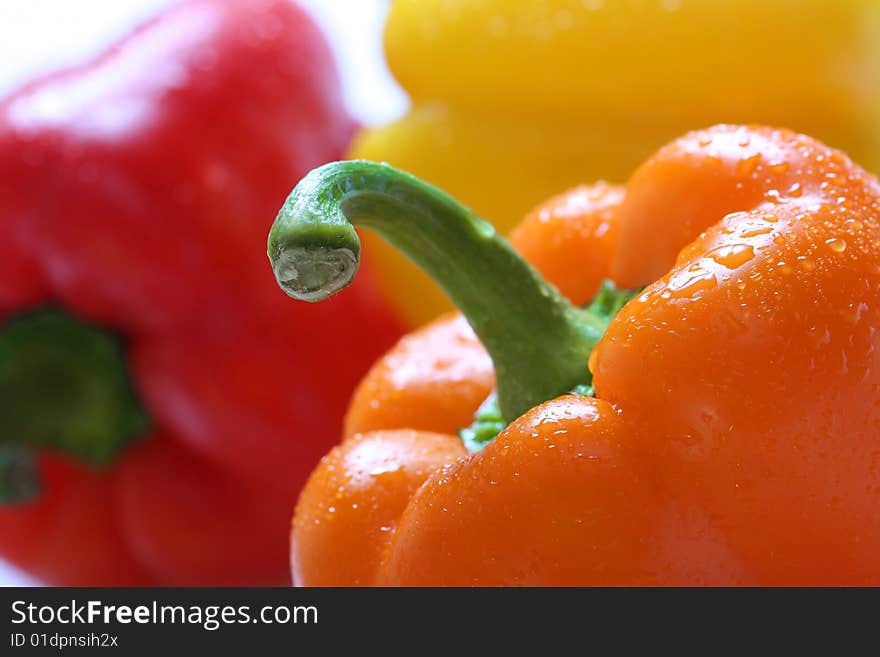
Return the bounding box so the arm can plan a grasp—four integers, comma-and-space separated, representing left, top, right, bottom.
0, 0, 405, 586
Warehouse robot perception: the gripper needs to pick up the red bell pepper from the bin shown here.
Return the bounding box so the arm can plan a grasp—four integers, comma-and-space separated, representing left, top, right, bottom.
0, 0, 402, 585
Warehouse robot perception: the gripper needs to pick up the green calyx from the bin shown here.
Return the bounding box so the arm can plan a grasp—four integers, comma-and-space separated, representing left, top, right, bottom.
268, 160, 635, 430
0, 448, 40, 504
0, 309, 149, 503
459, 281, 639, 452
458, 392, 506, 454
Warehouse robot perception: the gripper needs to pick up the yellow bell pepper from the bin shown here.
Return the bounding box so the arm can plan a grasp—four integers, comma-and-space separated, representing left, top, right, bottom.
352, 0, 880, 327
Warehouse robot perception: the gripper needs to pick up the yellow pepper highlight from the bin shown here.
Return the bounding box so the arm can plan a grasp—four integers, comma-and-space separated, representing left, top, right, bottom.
352, 0, 880, 326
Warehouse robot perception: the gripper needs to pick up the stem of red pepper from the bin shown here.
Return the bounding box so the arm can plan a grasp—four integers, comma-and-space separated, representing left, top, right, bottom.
268, 160, 629, 424
0, 309, 149, 503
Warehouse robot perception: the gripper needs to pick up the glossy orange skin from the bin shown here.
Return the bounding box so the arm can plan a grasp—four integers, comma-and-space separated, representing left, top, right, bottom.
594, 126, 880, 584
291, 430, 466, 586
293, 125, 880, 585
510, 182, 623, 304
343, 314, 494, 438
380, 396, 755, 586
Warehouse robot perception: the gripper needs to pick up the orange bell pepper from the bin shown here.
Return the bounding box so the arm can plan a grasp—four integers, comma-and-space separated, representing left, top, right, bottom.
269, 124, 880, 585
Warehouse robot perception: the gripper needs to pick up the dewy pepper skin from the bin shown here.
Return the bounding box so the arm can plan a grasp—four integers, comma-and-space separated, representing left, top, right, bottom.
0, 0, 401, 585
353, 0, 880, 326
269, 125, 880, 586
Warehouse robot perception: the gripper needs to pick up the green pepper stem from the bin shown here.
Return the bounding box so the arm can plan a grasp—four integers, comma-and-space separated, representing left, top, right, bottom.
268, 160, 617, 422
0, 309, 149, 502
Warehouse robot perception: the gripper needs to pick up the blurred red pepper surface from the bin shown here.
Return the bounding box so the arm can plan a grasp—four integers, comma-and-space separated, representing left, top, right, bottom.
0, 0, 401, 585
